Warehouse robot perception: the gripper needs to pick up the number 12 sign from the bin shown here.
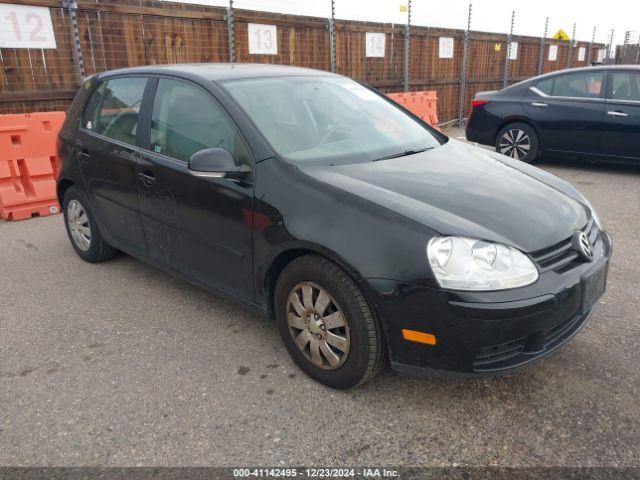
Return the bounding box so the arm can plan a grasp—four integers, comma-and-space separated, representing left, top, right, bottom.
1, 4, 57, 49
248, 23, 277, 55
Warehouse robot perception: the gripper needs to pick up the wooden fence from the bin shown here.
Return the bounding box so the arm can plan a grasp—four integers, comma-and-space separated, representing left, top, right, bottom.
616, 44, 640, 64
0, 0, 606, 122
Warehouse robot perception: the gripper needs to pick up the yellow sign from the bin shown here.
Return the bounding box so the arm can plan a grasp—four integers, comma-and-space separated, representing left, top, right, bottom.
494, 43, 501, 52
399, 4, 408, 12
552, 29, 570, 41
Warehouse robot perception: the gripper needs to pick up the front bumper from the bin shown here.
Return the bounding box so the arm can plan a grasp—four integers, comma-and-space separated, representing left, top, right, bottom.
364, 231, 612, 377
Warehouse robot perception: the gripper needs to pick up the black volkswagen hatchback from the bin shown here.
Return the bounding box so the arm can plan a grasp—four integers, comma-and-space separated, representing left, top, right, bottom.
57, 64, 611, 389
466, 65, 640, 163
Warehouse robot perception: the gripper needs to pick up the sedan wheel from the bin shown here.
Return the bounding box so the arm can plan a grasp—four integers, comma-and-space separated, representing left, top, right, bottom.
67, 199, 92, 251
495, 122, 539, 163
499, 128, 531, 160
286, 282, 350, 370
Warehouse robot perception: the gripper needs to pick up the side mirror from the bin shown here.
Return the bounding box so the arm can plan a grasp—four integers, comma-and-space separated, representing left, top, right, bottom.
188, 148, 250, 180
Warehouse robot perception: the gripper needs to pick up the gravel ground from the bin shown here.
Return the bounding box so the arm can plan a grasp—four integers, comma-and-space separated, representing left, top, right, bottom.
1, 128, 639, 467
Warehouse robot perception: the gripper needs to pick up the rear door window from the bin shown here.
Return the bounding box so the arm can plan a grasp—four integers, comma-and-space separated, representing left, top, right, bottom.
83, 77, 147, 145
608, 72, 640, 101
551, 72, 604, 98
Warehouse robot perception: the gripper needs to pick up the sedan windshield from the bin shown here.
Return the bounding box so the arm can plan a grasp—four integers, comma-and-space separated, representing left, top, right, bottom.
222, 76, 444, 165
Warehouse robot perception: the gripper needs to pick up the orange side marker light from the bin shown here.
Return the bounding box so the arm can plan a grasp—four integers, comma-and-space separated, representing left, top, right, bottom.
401, 329, 437, 345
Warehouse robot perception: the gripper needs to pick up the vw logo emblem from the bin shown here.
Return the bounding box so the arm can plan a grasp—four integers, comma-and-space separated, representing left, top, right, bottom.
572, 231, 593, 262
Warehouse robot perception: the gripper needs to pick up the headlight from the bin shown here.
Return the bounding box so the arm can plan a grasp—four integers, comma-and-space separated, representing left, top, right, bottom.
427, 236, 539, 291
582, 197, 602, 229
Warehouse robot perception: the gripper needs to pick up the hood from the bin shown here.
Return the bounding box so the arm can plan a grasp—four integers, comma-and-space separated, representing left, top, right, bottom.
301, 140, 588, 253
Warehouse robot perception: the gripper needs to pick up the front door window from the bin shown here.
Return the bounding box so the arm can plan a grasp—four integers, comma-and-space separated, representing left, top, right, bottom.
150, 78, 248, 164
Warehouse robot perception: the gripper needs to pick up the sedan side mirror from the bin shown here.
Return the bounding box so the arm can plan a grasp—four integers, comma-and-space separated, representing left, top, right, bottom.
188, 148, 250, 180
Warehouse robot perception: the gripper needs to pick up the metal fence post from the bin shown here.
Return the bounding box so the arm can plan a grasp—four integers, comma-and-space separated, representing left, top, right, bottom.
567, 22, 576, 68
403, 0, 411, 92
458, 2, 472, 126
587, 26, 596, 64
621, 30, 631, 64
227, 0, 235, 63
62, 0, 86, 82
537, 17, 548, 75
328, 0, 336, 73
502, 10, 515, 89
606, 28, 614, 64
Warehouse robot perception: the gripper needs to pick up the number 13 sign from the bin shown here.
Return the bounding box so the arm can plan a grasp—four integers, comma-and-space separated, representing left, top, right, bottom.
0, 4, 57, 49
248, 23, 277, 55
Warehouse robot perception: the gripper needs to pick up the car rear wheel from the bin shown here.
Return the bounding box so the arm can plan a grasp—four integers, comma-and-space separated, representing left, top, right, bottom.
63, 186, 118, 263
274, 255, 386, 389
495, 122, 539, 163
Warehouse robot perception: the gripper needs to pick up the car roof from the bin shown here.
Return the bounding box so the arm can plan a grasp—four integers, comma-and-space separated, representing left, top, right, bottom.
498, 64, 640, 92
96, 63, 338, 82
533, 64, 640, 80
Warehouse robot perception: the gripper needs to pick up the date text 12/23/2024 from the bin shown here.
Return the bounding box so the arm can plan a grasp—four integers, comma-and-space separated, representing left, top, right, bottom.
233, 468, 399, 478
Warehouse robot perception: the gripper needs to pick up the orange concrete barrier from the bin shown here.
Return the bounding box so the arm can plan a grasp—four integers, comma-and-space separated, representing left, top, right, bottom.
386, 91, 439, 128
0, 112, 66, 221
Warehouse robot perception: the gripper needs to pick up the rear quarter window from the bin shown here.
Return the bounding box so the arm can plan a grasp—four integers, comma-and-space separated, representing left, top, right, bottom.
534, 77, 553, 95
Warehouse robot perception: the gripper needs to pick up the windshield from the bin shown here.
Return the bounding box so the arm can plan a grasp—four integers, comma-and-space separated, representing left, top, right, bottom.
222, 75, 444, 165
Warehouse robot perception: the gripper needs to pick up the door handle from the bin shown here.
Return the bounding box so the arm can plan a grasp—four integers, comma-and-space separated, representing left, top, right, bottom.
607, 110, 629, 117
137, 171, 156, 187
531, 102, 548, 107
76, 142, 90, 162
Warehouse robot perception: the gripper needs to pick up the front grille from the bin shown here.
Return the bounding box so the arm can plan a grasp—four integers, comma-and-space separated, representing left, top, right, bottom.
545, 314, 582, 347
474, 337, 527, 367
529, 218, 599, 273
472, 310, 592, 372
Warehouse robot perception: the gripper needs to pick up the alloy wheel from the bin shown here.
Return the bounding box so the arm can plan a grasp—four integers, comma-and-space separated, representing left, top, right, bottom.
67, 199, 92, 251
499, 128, 531, 160
286, 282, 350, 370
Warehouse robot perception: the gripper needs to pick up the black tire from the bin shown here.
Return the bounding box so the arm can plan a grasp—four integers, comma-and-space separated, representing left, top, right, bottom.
495, 122, 539, 163
274, 255, 386, 389
62, 186, 118, 263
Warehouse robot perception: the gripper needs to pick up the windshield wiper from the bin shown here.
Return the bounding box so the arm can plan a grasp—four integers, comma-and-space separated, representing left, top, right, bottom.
372, 147, 434, 162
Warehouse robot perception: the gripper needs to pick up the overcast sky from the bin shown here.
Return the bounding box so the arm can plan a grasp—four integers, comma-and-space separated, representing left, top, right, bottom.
171, 0, 638, 45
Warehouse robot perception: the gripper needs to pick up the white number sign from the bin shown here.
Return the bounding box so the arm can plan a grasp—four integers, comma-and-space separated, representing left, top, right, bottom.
439, 37, 454, 59
597, 49, 604, 63
0, 4, 56, 49
365, 32, 385, 57
508, 42, 518, 60
248, 23, 277, 55
548, 45, 558, 61
578, 47, 586, 62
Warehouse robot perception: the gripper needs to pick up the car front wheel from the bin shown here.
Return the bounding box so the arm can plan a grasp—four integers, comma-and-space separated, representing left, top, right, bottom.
274, 255, 386, 389
495, 122, 539, 163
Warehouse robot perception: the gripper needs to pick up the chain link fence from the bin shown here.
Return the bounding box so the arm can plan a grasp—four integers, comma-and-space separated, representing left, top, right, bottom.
0, 0, 610, 122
